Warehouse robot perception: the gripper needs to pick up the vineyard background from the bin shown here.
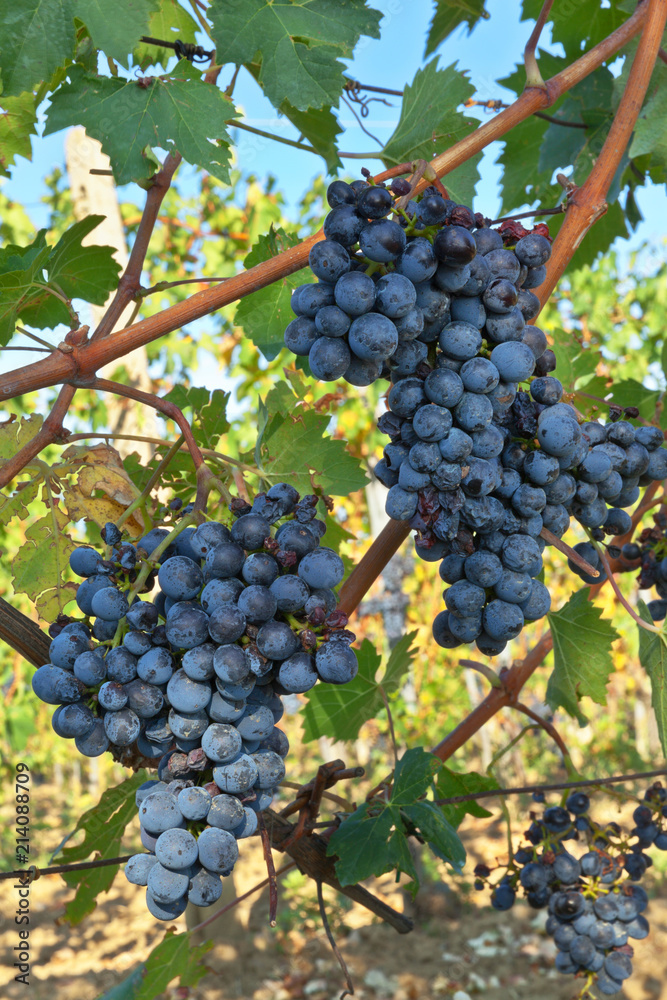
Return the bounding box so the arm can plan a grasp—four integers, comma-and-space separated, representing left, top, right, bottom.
2, 0, 667, 997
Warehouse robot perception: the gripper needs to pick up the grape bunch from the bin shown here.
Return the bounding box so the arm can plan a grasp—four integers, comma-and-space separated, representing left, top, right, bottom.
288, 177, 667, 654
32, 484, 358, 918
480, 784, 667, 996
124, 734, 286, 919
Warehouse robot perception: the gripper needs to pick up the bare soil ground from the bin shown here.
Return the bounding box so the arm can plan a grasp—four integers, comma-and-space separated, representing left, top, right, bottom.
2, 814, 667, 1000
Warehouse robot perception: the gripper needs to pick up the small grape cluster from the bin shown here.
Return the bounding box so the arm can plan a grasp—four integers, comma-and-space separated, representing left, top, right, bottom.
480, 785, 667, 996
31, 483, 358, 919
615, 509, 667, 622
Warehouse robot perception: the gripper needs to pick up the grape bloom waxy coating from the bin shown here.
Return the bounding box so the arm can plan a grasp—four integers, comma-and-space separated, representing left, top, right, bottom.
32, 488, 358, 919
287, 179, 667, 655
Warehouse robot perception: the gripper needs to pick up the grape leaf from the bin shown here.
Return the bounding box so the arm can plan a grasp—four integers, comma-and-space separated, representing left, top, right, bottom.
77, 0, 159, 65
444, 153, 482, 209
0, 478, 41, 527
328, 748, 465, 889
0, 93, 38, 177
548, 328, 599, 393
96, 930, 213, 1000
434, 766, 498, 828
0, 413, 43, 463
382, 60, 476, 169
13, 498, 79, 622
637, 600, 667, 758
45, 62, 239, 185
521, 0, 626, 57
235, 226, 312, 361
164, 385, 230, 451
209, 0, 382, 112
0, 232, 53, 345
134, 0, 199, 68
46, 215, 121, 303
0, 0, 77, 96
546, 588, 619, 725
630, 74, 667, 170
425, 0, 490, 57
0, 217, 120, 343
302, 633, 418, 742
243, 60, 343, 173
277, 101, 343, 174
58, 771, 148, 924
605, 379, 661, 422
259, 397, 368, 498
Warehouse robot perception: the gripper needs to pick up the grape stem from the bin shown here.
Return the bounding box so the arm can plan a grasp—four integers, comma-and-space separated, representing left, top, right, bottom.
540, 526, 600, 577
589, 534, 664, 635
512, 700, 578, 777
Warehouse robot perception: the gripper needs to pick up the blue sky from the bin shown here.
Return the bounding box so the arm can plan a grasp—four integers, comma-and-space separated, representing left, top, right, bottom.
1, 0, 666, 379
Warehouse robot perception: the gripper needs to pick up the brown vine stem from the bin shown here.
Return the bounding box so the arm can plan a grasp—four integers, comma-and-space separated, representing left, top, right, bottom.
91, 152, 181, 341
513, 700, 574, 766
337, 519, 411, 617
0, 384, 75, 489
537, 0, 667, 309
85, 378, 205, 469
0, 3, 649, 405
524, 0, 554, 89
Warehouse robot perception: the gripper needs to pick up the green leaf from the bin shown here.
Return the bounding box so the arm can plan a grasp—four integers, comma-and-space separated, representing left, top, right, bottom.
0, 0, 76, 96
45, 62, 239, 185
328, 748, 465, 889
47, 215, 121, 303
259, 395, 368, 497
328, 802, 397, 886
549, 328, 599, 393
546, 588, 619, 725
164, 385, 230, 451
134, 0, 199, 68
59, 772, 148, 924
521, 0, 626, 57
12, 498, 79, 621
630, 73, 667, 171
382, 60, 476, 170
77, 0, 159, 64
209, 0, 381, 112
401, 800, 465, 870
302, 633, 418, 742
0, 232, 53, 345
278, 101, 343, 173
0, 93, 38, 177
392, 746, 441, 806
96, 929, 213, 1000
434, 765, 498, 828
637, 600, 667, 758
496, 115, 551, 214
0, 218, 119, 344
425, 0, 490, 57
235, 226, 311, 361
606, 379, 660, 423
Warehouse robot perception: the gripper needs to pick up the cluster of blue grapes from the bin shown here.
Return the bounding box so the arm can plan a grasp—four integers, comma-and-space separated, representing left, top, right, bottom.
480, 785, 667, 996
31, 483, 358, 919
284, 178, 667, 655
612, 510, 667, 622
